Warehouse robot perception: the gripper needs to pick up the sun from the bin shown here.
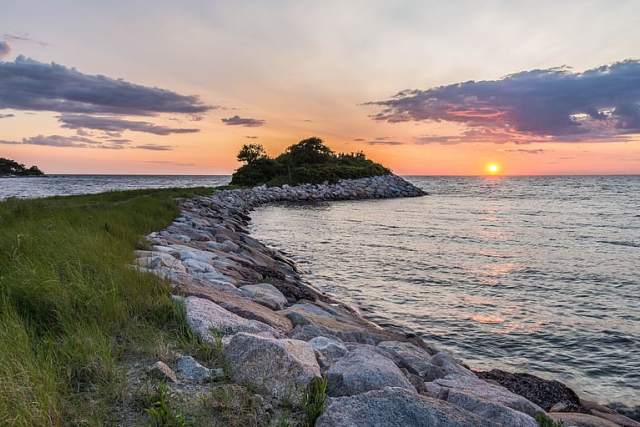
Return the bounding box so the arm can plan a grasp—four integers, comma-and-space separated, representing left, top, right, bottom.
485, 162, 501, 175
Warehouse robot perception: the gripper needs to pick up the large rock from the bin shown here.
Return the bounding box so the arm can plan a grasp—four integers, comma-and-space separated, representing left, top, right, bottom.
176, 276, 292, 333
282, 302, 412, 345
430, 374, 544, 417
476, 369, 582, 412
549, 412, 621, 427
148, 361, 177, 383
184, 296, 277, 342
327, 346, 415, 396
316, 386, 498, 427
445, 389, 538, 427
430, 352, 476, 378
579, 400, 640, 427
223, 333, 321, 405
135, 251, 186, 273
240, 283, 288, 310
309, 336, 348, 369
175, 355, 223, 383
377, 341, 443, 381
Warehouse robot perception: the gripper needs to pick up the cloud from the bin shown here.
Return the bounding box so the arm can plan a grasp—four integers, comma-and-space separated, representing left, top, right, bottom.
369, 60, 640, 143
245, 135, 259, 139
0, 41, 10, 59
221, 115, 265, 127
353, 137, 366, 142
0, 135, 173, 151
0, 134, 127, 149
105, 138, 131, 145
501, 148, 546, 154
366, 137, 405, 146
0, 56, 213, 115
134, 144, 174, 151
58, 114, 199, 135
3, 33, 49, 47
0, 113, 14, 119
415, 128, 536, 145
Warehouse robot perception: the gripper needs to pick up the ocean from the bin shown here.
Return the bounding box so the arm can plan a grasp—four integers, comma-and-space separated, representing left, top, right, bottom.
2, 174, 638, 407
0, 175, 229, 199
250, 176, 640, 408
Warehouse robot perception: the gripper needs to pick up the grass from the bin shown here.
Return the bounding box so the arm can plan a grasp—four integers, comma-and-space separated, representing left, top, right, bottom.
535, 413, 565, 427
143, 382, 186, 427
0, 187, 212, 426
302, 376, 328, 427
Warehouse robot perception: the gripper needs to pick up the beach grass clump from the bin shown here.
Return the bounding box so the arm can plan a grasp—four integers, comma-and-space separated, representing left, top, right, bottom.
302, 376, 328, 426
0, 187, 211, 426
231, 137, 389, 187
535, 413, 565, 427
143, 382, 186, 427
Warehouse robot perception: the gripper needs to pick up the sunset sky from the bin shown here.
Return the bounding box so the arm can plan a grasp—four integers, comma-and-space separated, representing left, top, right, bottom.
1, 0, 640, 175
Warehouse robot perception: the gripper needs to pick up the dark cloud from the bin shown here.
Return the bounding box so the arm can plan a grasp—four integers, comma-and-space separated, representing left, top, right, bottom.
0, 41, 10, 59
366, 137, 405, 146
0, 134, 126, 149
0, 56, 213, 115
353, 137, 366, 142
245, 135, 259, 139
221, 115, 265, 127
134, 144, 173, 151
370, 60, 640, 143
0, 113, 14, 119
58, 114, 199, 135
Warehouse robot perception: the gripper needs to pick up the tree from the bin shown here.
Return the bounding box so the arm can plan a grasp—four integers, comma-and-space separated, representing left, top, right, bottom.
237, 144, 267, 165
0, 157, 44, 176
280, 137, 334, 165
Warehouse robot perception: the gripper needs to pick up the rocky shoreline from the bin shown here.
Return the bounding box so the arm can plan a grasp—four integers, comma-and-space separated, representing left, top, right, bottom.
135, 174, 638, 427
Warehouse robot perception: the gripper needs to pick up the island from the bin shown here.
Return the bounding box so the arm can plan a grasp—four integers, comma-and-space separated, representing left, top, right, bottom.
231, 137, 389, 186
0, 157, 44, 176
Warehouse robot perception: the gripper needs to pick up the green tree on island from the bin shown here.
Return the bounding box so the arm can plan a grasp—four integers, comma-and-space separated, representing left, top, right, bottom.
236, 143, 267, 165
231, 137, 389, 187
0, 158, 44, 176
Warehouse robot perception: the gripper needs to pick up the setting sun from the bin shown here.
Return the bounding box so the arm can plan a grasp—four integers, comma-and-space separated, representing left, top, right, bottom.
485, 162, 501, 175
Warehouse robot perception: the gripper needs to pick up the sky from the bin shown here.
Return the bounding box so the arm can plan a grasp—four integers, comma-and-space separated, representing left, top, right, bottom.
1, 0, 640, 175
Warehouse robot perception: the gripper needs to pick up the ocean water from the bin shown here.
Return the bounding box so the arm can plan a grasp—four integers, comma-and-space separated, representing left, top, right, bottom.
0, 175, 229, 200
250, 176, 640, 407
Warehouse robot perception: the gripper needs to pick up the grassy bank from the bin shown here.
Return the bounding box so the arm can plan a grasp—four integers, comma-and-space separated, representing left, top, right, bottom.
0, 188, 212, 426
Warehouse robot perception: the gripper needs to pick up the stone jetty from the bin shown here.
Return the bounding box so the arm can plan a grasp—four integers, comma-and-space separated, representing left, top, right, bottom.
135, 174, 638, 427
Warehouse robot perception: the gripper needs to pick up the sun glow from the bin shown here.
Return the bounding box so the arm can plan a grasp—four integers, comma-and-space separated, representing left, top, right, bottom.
486, 162, 501, 175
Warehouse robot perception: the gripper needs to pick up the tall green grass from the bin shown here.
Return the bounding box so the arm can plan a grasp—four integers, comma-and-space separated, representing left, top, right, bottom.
0, 188, 212, 426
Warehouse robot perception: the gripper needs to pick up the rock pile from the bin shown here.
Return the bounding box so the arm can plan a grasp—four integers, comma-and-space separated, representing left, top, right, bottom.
135, 175, 637, 426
